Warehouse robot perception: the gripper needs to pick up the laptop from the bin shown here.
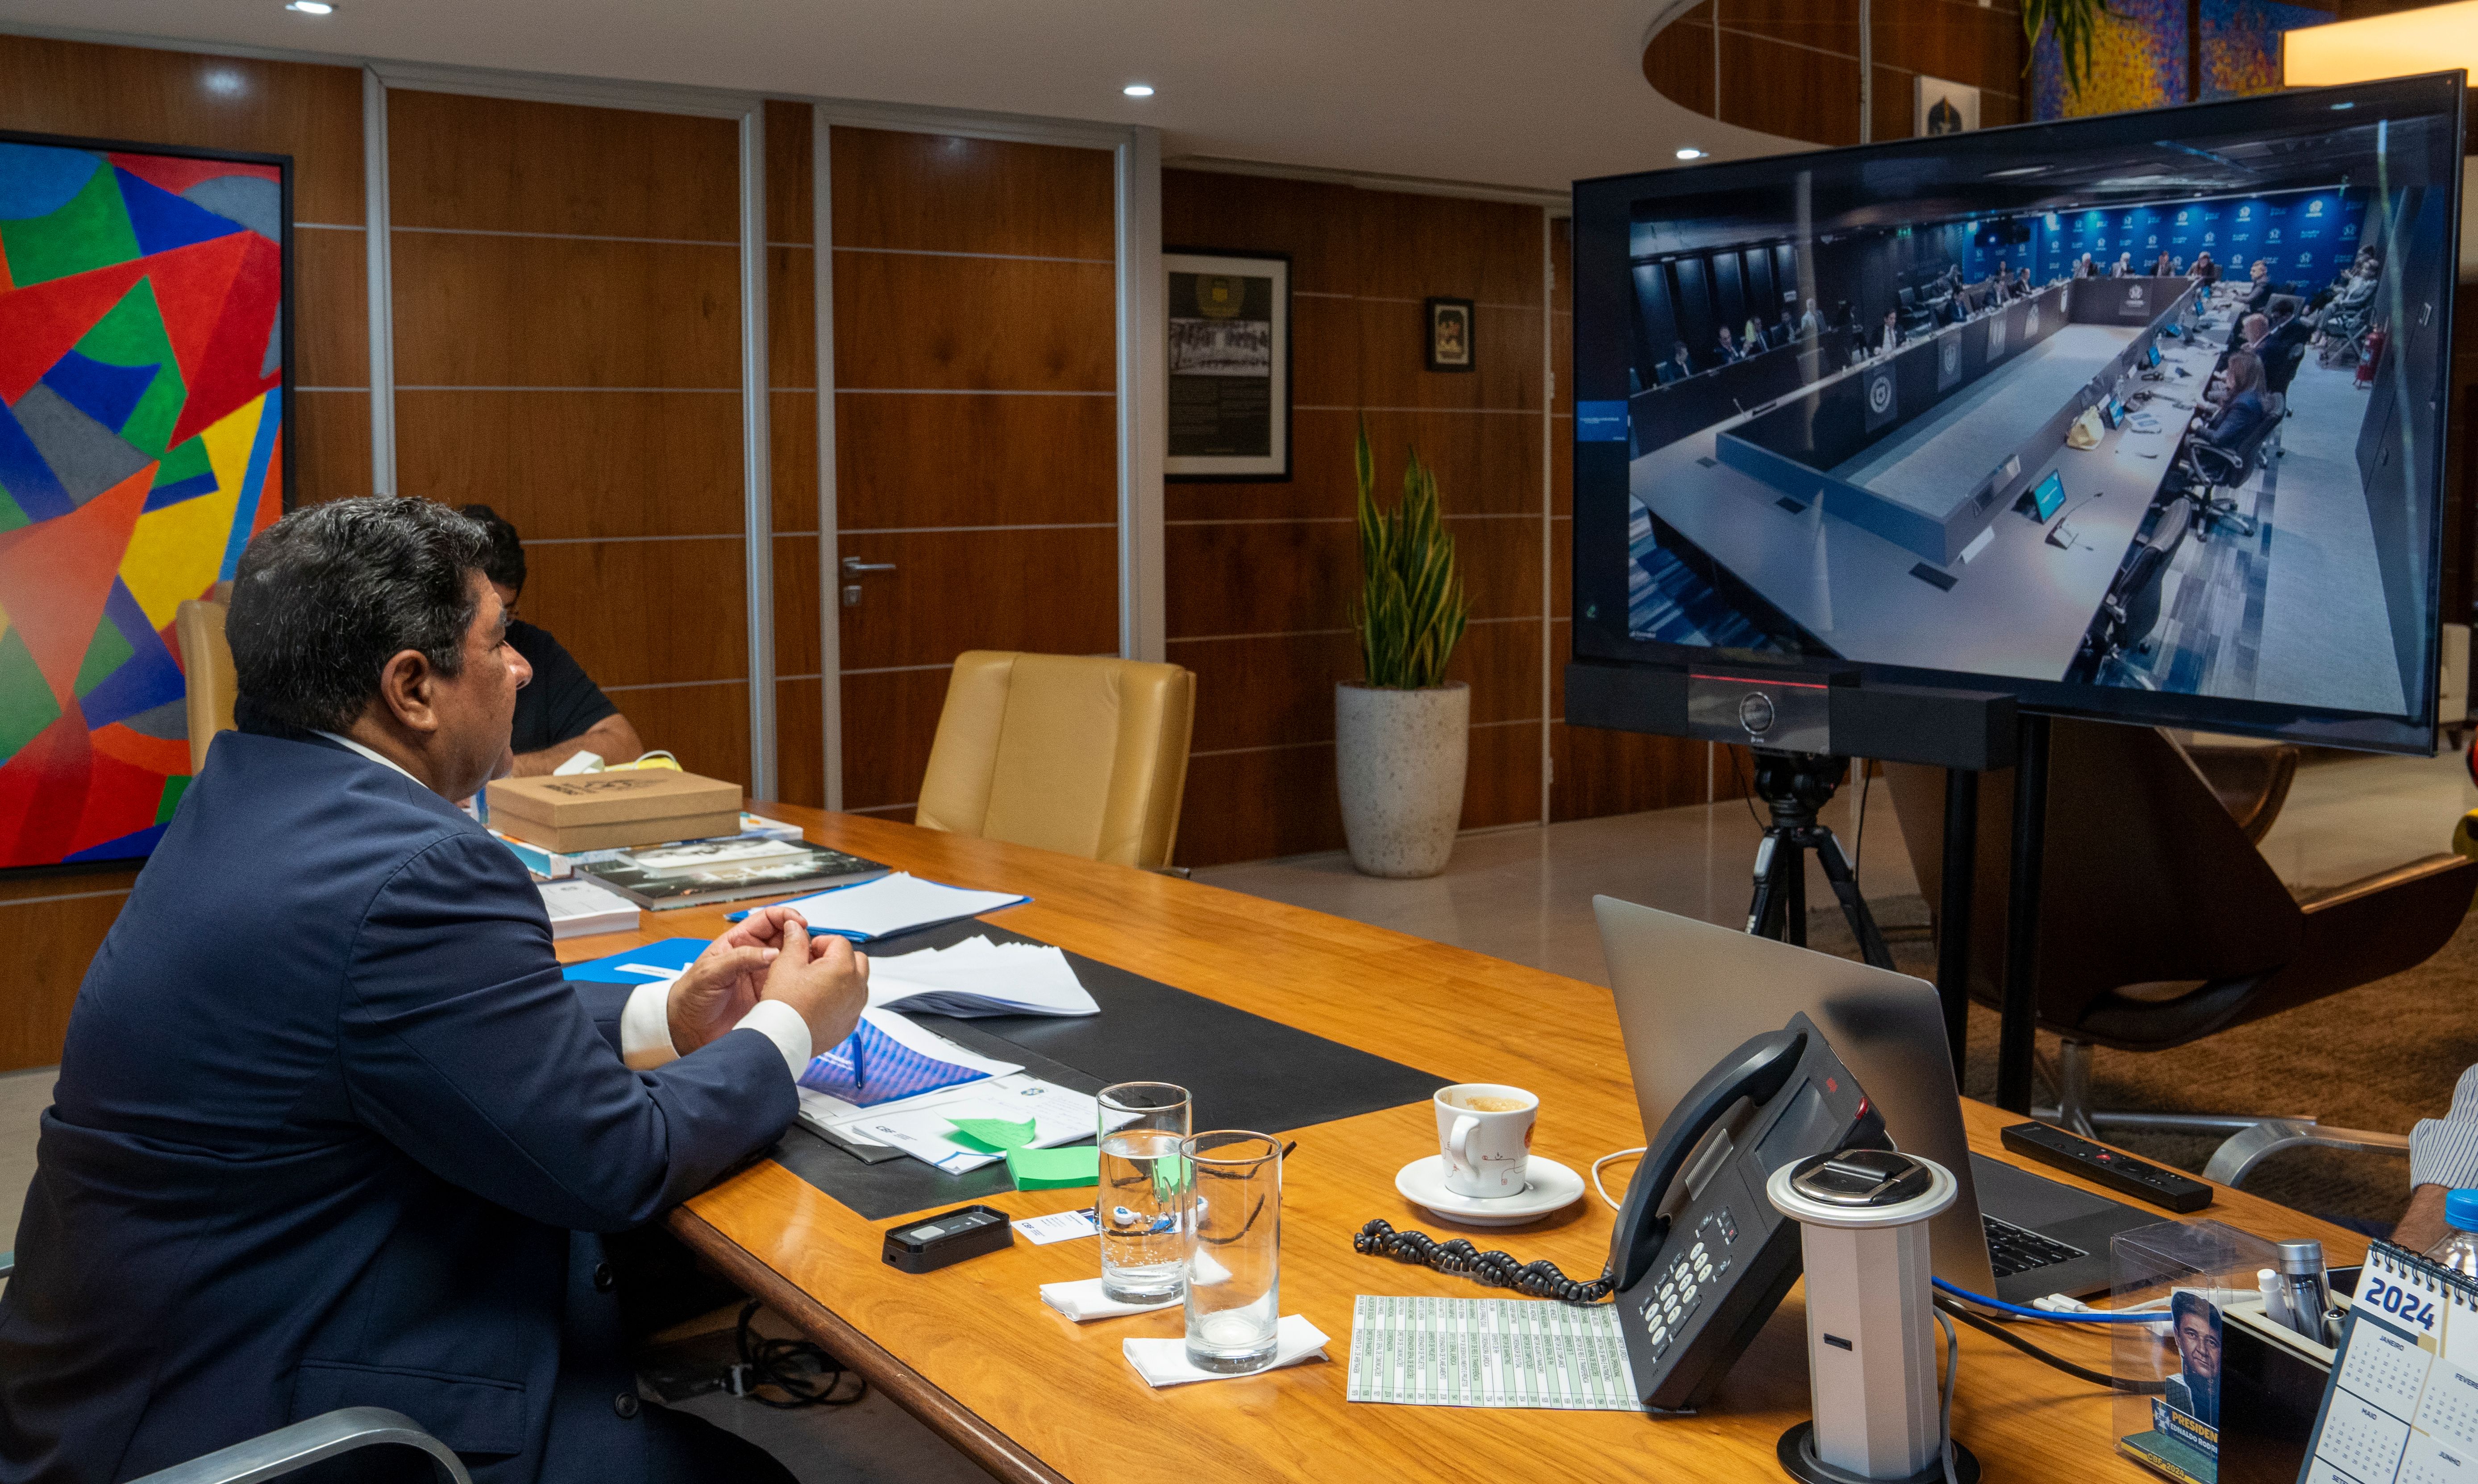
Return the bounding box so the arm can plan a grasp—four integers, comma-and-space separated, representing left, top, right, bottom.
1594, 896, 2162, 1303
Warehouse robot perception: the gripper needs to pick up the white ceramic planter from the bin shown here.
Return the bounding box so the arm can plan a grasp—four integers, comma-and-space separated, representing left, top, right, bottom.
1335, 681, 1470, 879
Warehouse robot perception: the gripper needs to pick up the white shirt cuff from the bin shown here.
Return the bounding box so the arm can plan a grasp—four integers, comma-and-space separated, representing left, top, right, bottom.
619, 981, 679, 1070
732, 999, 813, 1081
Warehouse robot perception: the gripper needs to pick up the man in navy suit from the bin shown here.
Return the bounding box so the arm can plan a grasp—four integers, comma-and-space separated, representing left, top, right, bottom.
0, 497, 867, 1483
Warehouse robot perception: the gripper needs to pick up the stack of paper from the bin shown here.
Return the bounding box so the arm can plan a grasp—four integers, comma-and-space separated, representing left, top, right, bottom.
733, 873, 1027, 942
866, 936, 1097, 1018
537, 877, 640, 939
804, 1072, 1095, 1175
797, 1008, 1000, 1107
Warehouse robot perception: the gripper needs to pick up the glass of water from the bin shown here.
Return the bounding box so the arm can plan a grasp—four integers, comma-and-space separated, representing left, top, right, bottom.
1096, 1082, 1191, 1304
1181, 1130, 1282, 1375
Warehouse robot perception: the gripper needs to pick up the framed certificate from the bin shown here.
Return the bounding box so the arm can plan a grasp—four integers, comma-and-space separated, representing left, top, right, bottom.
1164, 249, 1291, 481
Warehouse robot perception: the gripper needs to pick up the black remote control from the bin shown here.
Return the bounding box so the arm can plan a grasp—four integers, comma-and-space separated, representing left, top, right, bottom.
2000, 1122, 2214, 1213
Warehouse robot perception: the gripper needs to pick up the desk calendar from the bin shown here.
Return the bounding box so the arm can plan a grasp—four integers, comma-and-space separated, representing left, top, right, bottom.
2303, 1305, 2478, 1484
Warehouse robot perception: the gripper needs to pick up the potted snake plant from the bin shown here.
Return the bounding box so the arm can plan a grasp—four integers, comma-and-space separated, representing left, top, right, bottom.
1336, 422, 1471, 879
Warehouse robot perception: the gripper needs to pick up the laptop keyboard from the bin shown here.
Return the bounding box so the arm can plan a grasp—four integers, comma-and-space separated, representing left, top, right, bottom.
1983, 1214, 2087, 1279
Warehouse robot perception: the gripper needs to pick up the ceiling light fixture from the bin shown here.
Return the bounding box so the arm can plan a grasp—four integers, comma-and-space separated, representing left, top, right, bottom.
1123, 83, 1154, 97
286, 1, 334, 12
1676, 147, 1706, 160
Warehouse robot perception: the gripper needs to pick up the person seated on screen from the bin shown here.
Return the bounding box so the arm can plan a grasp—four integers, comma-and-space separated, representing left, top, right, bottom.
1796, 299, 1823, 339
2194, 350, 2271, 452
461, 503, 648, 776
1739, 314, 1764, 353
2239, 259, 2274, 315
2152, 250, 2174, 276
2112, 253, 2134, 278
1875, 309, 1902, 359
2075, 253, 2097, 279
1770, 308, 1796, 349
2015, 265, 2033, 296
1655, 340, 1693, 385
0, 496, 870, 1484
2259, 298, 2310, 395
1714, 325, 1746, 364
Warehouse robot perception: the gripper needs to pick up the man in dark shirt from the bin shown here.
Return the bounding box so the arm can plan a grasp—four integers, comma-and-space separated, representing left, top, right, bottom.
462, 505, 648, 775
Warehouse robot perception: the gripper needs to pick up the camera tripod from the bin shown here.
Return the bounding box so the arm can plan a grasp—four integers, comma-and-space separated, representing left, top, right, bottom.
1743, 750, 1894, 971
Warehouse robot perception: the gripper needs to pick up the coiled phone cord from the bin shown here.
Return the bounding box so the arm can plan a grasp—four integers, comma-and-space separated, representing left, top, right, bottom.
1352, 1219, 1616, 1304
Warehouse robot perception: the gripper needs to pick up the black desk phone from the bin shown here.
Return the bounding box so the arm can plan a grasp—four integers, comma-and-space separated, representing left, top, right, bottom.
1607, 1013, 1888, 1413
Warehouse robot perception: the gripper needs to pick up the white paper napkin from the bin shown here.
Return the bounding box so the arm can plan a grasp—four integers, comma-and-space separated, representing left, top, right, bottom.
1040, 1278, 1180, 1322
1121, 1315, 1330, 1387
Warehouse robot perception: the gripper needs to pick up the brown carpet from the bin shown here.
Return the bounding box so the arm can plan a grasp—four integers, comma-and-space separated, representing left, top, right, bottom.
1804, 895, 2478, 1235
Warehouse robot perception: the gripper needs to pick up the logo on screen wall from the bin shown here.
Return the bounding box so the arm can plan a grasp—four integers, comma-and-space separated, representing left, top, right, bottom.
2269, 229, 2282, 244
2299, 253, 2314, 267
2025, 305, 2040, 336
1869, 377, 1894, 415
2309, 199, 2325, 216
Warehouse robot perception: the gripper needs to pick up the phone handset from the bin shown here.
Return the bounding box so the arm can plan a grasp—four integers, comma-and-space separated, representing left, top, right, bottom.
1606, 1027, 1809, 1292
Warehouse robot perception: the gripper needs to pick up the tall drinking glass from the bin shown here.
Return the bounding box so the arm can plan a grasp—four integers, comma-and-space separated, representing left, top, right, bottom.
1097, 1082, 1192, 1304
1182, 1130, 1281, 1374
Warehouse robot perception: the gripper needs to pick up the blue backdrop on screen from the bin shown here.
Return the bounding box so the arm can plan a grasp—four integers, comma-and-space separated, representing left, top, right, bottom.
1966, 187, 2366, 284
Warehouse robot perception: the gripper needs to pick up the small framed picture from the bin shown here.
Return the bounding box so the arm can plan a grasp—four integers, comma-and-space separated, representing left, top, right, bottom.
1914, 75, 1981, 136
1425, 297, 1475, 372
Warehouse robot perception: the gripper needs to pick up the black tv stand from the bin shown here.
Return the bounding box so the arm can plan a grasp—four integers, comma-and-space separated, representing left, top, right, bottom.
1745, 750, 1895, 972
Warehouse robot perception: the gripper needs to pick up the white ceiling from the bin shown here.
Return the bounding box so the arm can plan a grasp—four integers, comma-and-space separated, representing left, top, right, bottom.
0, 0, 1796, 196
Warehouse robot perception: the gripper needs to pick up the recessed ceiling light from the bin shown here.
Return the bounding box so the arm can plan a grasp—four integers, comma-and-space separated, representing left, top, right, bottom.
1123, 83, 1154, 98
287, 1, 334, 12
1676, 147, 1706, 160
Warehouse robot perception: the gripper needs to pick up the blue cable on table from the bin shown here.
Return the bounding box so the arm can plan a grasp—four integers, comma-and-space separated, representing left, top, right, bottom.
1931, 1277, 2162, 1322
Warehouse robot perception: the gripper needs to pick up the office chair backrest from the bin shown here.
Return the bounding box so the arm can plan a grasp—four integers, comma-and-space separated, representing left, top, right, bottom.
1897, 286, 1916, 308
2114, 543, 2173, 644
174, 598, 237, 775
915, 651, 1195, 870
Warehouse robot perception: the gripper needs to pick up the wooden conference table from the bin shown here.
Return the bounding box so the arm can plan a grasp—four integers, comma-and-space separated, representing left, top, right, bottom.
553, 805, 2364, 1483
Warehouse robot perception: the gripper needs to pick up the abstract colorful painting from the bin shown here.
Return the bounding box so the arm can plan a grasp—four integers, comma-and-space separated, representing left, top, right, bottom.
0, 133, 289, 871
2201, 0, 2333, 101
2032, 0, 2187, 119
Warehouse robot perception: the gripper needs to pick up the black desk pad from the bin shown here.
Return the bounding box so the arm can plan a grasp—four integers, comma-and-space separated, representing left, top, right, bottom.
767, 917, 1448, 1220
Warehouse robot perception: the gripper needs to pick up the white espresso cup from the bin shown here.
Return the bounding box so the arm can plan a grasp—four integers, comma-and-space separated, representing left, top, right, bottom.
1434, 1083, 1538, 1198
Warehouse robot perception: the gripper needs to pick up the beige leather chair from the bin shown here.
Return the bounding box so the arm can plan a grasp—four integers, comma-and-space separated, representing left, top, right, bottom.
174, 597, 237, 774
915, 651, 1194, 870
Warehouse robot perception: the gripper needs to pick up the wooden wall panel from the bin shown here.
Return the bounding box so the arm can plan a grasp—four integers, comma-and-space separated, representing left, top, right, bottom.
774, 533, 821, 679
391, 235, 741, 388
611, 681, 750, 788
777, 678, 823, 808
832, 130, 1113, 260
394, 391, 743, 535
1640, 4, 1717, 119
765, 100, 814, 247
0, 36, 364, 223
839, 668, 955, 812
517, 540, 747, 688
386, 91, 738, 238
837, 529, 1118, 670
294, 229, 369, 387
832, 255, 1115, 392
770, 245, 817, 391
0, 874, 136, 1073
1173, 632, 1360, 754
1176, 746, 1344, 866
772, 391, 820, 532
827, 129, 1118, 817
1640, 0, 2025, 146
1163, 170, 1550, 866
835, 394, 1117, 530
295, 390, 372, 503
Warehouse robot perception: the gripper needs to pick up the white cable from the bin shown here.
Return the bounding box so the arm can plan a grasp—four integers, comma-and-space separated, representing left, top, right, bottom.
1592, 1147, 1646, 1210
1936, 1307, 1960, 1484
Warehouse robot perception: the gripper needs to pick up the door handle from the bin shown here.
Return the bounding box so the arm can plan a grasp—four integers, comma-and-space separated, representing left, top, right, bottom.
841, 557, 896, 574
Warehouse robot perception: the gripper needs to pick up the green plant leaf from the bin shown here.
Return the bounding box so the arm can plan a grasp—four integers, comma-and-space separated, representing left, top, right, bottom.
1351, 431, 1471, 689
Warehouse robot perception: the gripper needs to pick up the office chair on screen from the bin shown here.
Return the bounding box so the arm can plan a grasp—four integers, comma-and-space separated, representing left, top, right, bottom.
2078, 502, 2193, 690
915, 651, 1196, 872
174, 586, 237, 774
1887, 720, 2478, 1189
2172, 405, 2281, 541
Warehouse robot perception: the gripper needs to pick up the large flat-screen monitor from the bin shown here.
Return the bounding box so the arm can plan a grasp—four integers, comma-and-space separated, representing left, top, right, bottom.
1571, 73, 2464, 754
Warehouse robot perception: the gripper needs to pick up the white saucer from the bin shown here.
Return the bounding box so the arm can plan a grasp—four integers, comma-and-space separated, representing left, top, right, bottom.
1394, 1155, 1586, 1227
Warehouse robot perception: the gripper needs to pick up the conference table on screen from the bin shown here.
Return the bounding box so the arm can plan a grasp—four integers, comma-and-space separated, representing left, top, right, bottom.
552, 805, 2361, 1484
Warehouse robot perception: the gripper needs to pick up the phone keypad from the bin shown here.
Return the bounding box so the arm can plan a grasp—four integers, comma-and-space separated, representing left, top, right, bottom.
1639, 1217, 1737, 1364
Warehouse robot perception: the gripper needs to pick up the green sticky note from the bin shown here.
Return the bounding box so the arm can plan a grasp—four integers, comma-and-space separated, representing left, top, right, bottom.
949, 1116, 1036, 1152
1005, 1144, 1101, 1190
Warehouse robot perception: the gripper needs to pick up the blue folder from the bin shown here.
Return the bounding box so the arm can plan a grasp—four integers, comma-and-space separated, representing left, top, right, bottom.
561, 937, 708, 984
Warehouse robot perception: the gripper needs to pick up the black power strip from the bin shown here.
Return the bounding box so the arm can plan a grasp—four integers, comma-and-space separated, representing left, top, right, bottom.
2000, 1121, 2214, 1214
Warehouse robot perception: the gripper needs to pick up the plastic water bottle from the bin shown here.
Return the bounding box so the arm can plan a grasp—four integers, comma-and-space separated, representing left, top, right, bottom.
2424, 1189, 2478, 1277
